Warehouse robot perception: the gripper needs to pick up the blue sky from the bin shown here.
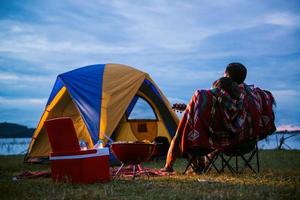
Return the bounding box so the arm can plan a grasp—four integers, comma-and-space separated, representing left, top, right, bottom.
0, 0, 300, 130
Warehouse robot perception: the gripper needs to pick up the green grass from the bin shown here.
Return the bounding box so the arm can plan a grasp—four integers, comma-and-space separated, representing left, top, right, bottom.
0, 150, 299, 200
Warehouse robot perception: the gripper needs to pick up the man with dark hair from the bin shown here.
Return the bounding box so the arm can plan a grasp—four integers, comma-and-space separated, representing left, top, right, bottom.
224, 63, 247, 84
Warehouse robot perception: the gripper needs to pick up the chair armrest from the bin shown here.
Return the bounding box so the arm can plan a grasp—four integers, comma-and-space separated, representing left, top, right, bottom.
51, 149, 97, 156
50, 148, 109, 160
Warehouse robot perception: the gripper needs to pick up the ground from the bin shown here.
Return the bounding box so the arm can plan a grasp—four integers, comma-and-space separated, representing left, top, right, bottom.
0, 150, 299, 200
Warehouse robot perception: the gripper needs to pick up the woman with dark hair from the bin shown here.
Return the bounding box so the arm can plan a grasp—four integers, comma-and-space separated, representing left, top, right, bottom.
212, 77, 240, 100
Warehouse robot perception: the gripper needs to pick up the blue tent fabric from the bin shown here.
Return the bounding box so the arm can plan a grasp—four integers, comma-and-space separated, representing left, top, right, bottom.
46, 78, 64, 106
58, 64, 106, 143
125, 95, 139, 117
143, 79, 162, 100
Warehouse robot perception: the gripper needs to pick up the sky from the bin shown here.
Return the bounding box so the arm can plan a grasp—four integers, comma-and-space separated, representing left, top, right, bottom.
0, 0, 299, 130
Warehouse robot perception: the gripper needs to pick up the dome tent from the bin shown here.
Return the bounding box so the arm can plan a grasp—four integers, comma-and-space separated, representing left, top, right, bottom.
25, 63, 179, 162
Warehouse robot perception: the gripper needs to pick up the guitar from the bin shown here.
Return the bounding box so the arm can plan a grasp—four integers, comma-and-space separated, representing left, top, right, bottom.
172, 103, 187, 113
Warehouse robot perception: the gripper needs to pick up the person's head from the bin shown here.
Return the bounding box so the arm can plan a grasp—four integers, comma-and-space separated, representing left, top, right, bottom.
212, 77, 233, 94
224, 63, 247, 84
212, 77, 240, 100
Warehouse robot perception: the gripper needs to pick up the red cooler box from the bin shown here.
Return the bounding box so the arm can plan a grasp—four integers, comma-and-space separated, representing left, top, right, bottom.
50, 147, 110, 184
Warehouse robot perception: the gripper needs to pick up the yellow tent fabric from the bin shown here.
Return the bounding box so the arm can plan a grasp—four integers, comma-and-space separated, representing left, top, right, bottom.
99, 64, 146, 143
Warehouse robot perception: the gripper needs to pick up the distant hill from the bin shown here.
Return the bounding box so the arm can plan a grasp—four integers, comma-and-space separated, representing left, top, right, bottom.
276, 130, 300, 134
0, 122, 35, 138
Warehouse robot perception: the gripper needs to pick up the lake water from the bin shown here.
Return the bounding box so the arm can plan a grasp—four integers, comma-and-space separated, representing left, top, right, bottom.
0, 138, 31, 155
258, 133, 300, 150
0, 133, 299, 155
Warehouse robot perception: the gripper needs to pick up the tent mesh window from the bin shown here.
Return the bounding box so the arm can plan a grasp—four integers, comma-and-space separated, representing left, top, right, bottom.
127, 97, 157, 120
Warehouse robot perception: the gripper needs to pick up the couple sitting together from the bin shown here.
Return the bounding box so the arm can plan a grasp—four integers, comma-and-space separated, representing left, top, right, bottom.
162, 63, 276, 172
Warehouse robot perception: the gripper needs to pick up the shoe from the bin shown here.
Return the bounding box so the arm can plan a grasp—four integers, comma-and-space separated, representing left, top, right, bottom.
160, 166, 174, 172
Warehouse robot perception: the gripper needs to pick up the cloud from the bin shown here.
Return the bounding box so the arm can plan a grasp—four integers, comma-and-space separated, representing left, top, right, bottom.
263, 12, 300, 27
0, 96, 47, 107
0, 0, 299, 127
0, 72, 51, 83
272, 89, 299, 105
0, 70, 54, 98
276, 124, 300, 131
1, 1, 299, 64
10, 25, 23, 33
0, 73, 18, 81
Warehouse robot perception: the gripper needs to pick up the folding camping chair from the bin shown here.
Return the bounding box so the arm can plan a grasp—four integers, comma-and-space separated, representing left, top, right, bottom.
183, 148, 220, 174
44, 117, 110, 183
218, 139, 259, 174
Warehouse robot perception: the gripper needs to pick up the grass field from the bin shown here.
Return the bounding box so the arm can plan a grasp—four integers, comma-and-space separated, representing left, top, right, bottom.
0, 150, 299, 200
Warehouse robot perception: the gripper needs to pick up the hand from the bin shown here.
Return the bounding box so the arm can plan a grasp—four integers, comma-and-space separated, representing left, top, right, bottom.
172, 103, 187, 113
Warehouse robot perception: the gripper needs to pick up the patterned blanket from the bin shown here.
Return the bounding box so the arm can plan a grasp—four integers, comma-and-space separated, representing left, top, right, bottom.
172, 84, 276, 155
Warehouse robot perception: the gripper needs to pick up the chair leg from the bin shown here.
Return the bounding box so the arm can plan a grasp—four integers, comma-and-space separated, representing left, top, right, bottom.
221, 154, 225, 172
183, 154, 203, 174
183, 157, 194, 174
217, 142, 260, 174
191, 156, 206, 173
204, 152, 220, 173
240, 154, 255, 173
235, 156, 238, 172
219, 153, 236, 174
239, 148, 258, 173
219, 154, 226, 172
256, 144, 260, 173
184, 153, 219, 174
